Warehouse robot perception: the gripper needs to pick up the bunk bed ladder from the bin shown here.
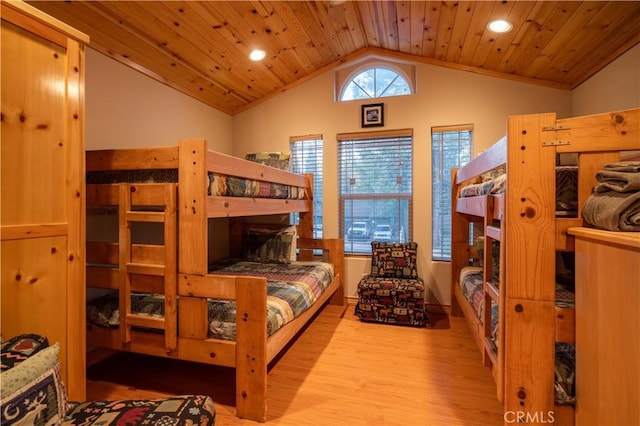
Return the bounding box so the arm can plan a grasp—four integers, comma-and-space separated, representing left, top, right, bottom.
482, 195, 505, 404
118, 183, 178, 352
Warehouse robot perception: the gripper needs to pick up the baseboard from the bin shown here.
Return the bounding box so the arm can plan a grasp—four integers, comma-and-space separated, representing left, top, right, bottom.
346, 296, 450, 315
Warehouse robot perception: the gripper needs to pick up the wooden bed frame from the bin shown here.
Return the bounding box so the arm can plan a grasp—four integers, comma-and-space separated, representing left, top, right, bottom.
85, 139, 344, 422
450, 109, 639, 425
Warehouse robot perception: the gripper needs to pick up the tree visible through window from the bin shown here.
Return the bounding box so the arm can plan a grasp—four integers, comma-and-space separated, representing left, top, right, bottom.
338, 130, 413, 255
290, 135, 323, 239
341, 66, 411, 101
431, 125, 473, 261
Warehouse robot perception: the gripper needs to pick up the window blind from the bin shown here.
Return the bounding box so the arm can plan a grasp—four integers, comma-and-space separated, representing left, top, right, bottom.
338, 130, 413, 254
431, 125, 473, 261
290, 135, 323, 239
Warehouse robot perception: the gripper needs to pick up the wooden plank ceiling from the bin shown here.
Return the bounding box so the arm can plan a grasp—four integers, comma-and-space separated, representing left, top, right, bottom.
29, 1, 640, 115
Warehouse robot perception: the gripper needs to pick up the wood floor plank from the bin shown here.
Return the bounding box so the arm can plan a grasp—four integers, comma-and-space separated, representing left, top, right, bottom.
85, 304, 503, 425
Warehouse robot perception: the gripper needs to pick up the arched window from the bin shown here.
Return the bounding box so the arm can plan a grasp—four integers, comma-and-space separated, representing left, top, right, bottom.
340, 66, 411, 101
335, 56, 415, 102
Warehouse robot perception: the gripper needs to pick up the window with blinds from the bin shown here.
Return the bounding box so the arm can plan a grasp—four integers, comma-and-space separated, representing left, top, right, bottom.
290, 135, 323, 238
431, 125, 473, 261
338, 129, 413, 255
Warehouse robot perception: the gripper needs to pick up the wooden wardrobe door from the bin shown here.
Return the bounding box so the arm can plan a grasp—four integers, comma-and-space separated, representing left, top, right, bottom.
1, 1, 87, 401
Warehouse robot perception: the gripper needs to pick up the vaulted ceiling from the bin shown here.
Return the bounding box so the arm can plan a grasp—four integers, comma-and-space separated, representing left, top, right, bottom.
30, 1, 640, 115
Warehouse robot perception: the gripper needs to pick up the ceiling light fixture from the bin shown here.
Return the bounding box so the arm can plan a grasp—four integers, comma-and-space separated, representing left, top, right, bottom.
249, 49, 266, 61
488, 20, 512, 33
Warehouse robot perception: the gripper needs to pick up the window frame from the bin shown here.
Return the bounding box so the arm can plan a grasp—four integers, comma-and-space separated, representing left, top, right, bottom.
338, 129, 414, 256
334, 56, 416, 102
431, 124, 473, 262
289, 134, 323, 240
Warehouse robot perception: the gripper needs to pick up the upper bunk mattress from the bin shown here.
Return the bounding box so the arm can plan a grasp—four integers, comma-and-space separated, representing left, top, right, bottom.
86, 169, 306, 199
87, 260, 334, 341
458, 166, 578, 212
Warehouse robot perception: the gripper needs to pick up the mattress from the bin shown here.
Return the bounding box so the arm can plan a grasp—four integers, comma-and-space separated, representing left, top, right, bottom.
459, 266, 498, 347
87, 260, 334, 341
458, 166, 578, 212
458, 266, 576, 404
555, 342, 576, 405
86, 169, 306, 200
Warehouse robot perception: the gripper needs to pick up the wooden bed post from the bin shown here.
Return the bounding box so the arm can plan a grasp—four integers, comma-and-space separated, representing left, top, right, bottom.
298, 174, 314, 240
235, 276, 268, 422
179, 139, 209, 275
450, 168, 469, 317
119, 184, 133, 346
504, 113, 557, 422
328, 238, 345, 305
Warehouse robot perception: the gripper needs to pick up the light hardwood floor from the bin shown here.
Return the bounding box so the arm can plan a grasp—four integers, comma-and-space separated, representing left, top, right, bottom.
85, 304, 503, 425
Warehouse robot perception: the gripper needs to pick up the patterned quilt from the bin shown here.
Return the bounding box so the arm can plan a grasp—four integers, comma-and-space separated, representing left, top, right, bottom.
86, 169, 306, 199
209, 173, 306, 199
458, 166, 578, 212
207, 261, 334, 340
65, 396, 216, 425
459, 173, 507, 197
87, 261, 334, 341
459, 267, 499, 347
458, 266, 576, 404
1, 334, 217, 426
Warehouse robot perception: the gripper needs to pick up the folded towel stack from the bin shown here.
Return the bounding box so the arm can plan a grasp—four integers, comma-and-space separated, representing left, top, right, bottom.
582, 161, 640, 231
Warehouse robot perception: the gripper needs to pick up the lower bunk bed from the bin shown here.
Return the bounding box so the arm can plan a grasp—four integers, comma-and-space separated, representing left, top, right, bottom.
86, 239, 344, 423
450, 109, 640, 425
84, 139, 345, 422
456, 265, 576, 408
88, 259, 336, 343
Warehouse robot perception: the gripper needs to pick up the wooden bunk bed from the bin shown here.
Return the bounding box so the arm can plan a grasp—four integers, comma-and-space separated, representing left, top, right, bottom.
451, 108, 639, 425
84, 139, 344, 422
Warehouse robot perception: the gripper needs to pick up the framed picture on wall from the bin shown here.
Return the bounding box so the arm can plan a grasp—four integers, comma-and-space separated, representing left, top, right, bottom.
361, 103, 384, 128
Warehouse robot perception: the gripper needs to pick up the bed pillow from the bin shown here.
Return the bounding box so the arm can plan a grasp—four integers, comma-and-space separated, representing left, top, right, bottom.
0, 359, 69, 426
245, 152, 291, 171
370, 242, 419, 278
1, 333, 50, 372
1, 343, 60, 398
243, 226, 296, 264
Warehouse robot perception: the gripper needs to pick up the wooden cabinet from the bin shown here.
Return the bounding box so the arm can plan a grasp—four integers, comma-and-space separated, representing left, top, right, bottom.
1, 0, 88, 401
568, 227, 640, 426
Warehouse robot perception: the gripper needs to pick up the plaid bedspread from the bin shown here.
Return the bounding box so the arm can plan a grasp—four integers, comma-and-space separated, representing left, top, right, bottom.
458, 166, 578, 212
87, 261, 334, 342
209, 173, 306, 199
458, 266, 576, 405
86, 169, 306, 199
207, 261, 334, 340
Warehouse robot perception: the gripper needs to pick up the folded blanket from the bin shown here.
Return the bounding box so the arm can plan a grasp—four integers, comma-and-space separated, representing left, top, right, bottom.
595, 170, 640, 193
603, 161, 640, 173
582, 190, 640, 231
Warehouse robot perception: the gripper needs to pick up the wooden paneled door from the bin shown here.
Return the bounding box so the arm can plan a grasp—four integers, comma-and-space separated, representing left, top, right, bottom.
1, 0, 88, 401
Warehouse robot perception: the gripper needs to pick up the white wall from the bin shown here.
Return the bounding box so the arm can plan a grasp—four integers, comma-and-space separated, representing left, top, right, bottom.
84, 48, 233, 301
572, 44, 640, 116
233, 62, 573, 304
85, 48, 232, 151
85, 41, 639, 306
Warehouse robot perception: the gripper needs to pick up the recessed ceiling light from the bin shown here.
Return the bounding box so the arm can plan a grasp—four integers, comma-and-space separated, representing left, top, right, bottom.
488, 20, 512, 33
249, 49, 266, 61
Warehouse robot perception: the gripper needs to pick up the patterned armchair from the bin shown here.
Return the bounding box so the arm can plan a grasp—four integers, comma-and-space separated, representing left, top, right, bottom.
355, 242, 429, 327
